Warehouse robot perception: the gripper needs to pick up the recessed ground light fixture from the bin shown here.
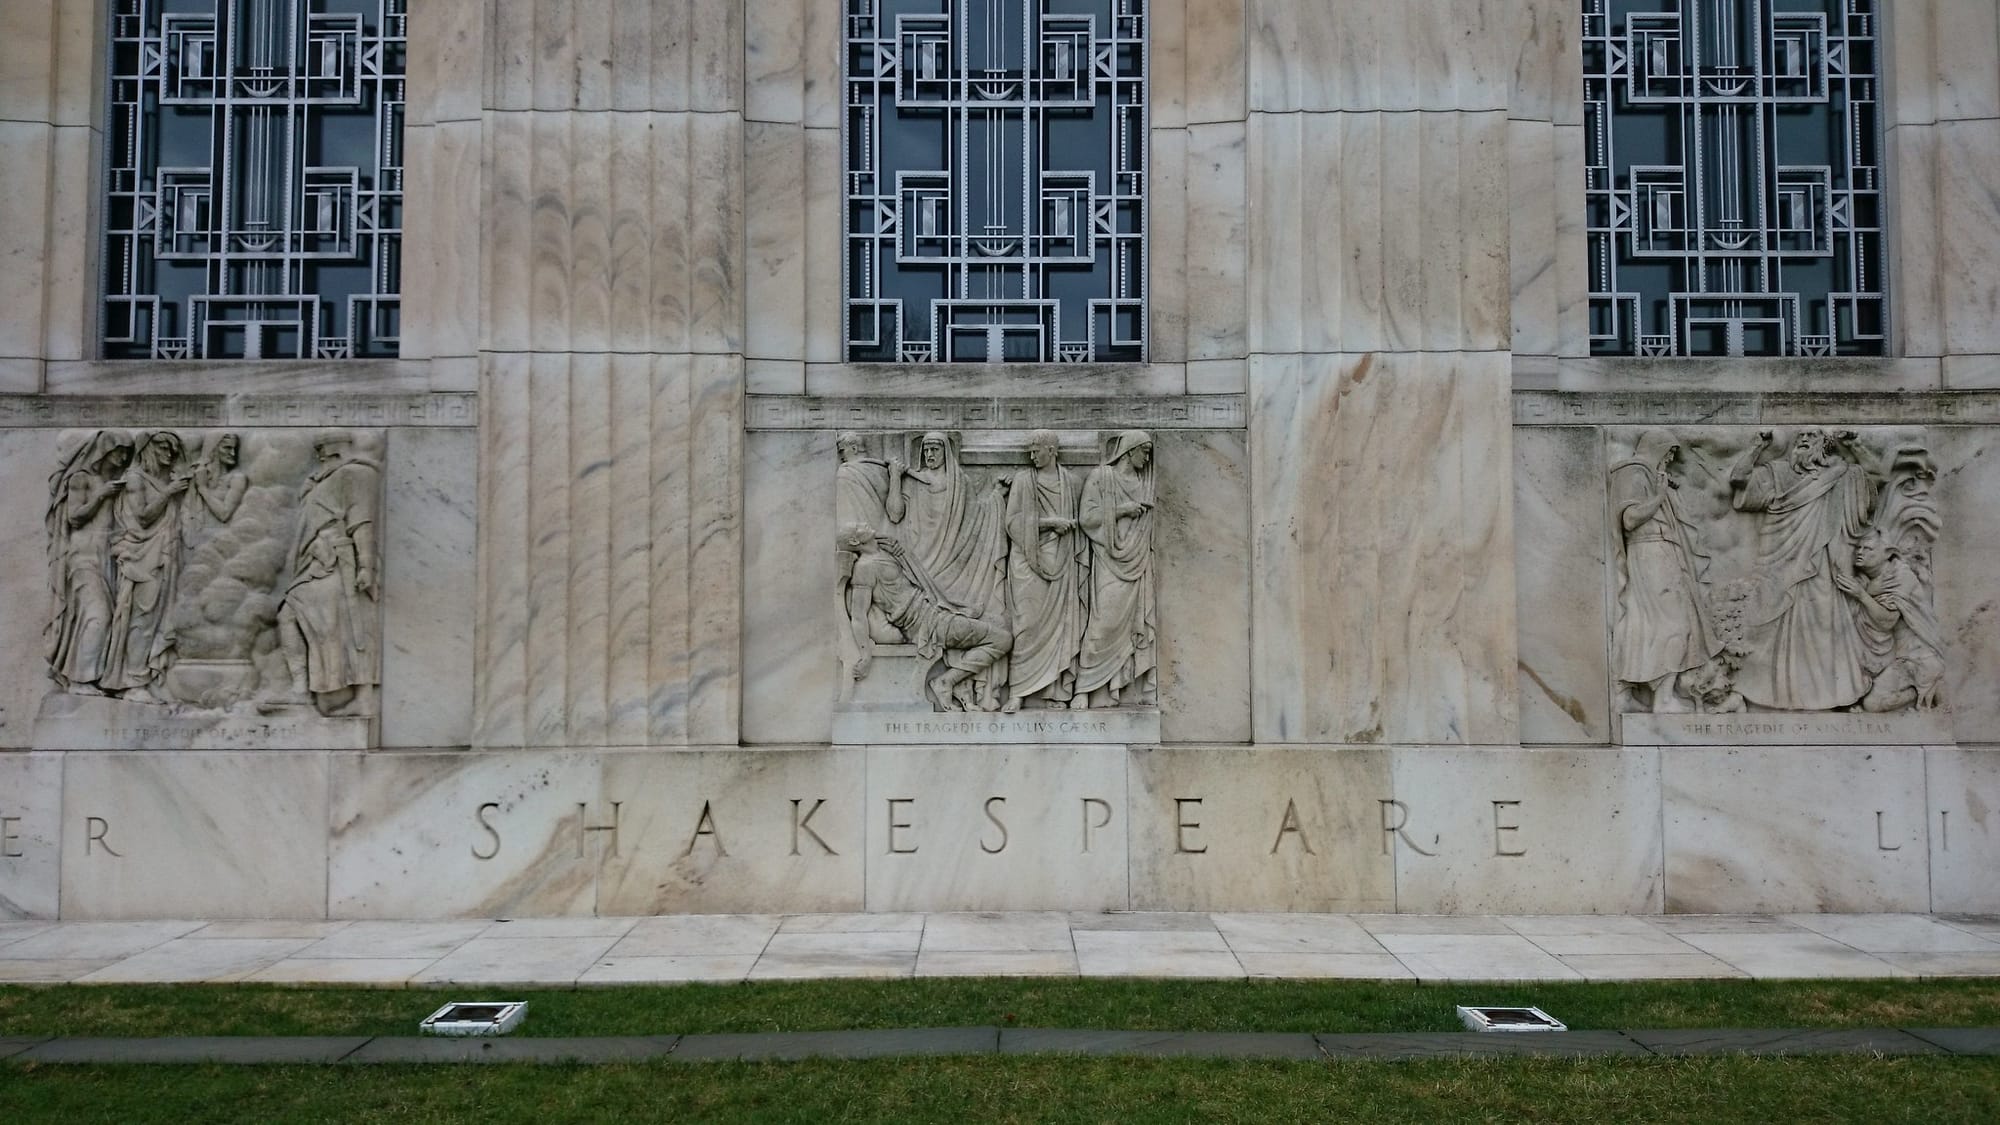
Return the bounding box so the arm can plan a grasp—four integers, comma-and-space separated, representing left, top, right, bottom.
420, 1001, 528, 1037
1456, 1005, 1566, 1033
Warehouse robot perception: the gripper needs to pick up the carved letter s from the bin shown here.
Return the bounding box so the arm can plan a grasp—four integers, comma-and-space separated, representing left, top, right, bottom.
471, 802, 502, 861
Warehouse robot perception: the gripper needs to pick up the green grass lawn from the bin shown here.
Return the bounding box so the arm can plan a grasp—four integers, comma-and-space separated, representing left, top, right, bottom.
2, 977, 1998, 1038
5, 980, 1998, 1122
3, 1056, 1998, 1124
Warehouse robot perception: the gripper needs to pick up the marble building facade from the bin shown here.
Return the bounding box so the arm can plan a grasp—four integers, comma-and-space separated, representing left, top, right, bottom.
0, 0, 1996, 921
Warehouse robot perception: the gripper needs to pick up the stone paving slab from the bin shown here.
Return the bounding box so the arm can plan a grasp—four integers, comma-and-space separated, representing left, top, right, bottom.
19, 1036, 372, 1064
999, 1029, 1324, 1059
671, 1028, 1001, 1061
0, 1037, 51, 1060
1314, 1031, 1650, 1059
345, 1036, 681, 1064
1905, 1028, 2000, 1055
1622, 1029, 1944, 1057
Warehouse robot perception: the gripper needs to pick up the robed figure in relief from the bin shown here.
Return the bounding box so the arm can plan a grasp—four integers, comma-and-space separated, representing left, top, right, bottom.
1610, 430, 1719, 711
1002, 430, 1086, 711
46, 431, 136, 693
886, 431, 1009, 708
1728, 429, 1874, 711
101, 431, 191, 699
1076, 430, 1157, 706
276, 432, 381, 714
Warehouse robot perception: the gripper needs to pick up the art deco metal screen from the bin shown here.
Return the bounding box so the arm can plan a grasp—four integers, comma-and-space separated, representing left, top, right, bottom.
104, 0, 406, 360
844, 1, 1146, 363
1584, 0, 1885, 357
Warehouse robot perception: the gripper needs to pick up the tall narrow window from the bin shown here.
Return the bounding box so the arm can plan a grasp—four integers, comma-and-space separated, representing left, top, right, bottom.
1584, 1, 1884, 357
845, 1, 1147, 364
105, 1, 406, 360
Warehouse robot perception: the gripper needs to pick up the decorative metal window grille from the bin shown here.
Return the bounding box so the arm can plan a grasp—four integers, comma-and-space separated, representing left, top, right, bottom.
1583, 0, 1884, 357
844, 1, 1146, 364
104, 1, 405, 360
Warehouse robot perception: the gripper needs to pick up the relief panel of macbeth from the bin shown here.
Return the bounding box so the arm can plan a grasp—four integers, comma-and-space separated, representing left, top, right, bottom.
46, 428, 383, 719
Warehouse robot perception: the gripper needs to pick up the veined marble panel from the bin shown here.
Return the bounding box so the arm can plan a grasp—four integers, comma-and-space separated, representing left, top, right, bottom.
743, 431, 836, 745
380, 429, 477, 749
1391, 748, 1663, 915
864, 746, 1128, 912
1514, 427, 1611, 744
597, 749, 864, 914
61, 752, 329, 920
1155, 431, 1253, 743
1128, 747, 1394, 912
1252, 353, 1518, 746
1661, 747, 1929, 914
0, 753, 60, 918
0, 431, 53, 748
1933, 426, 2000, 744
1928, 747, 2000, 913
328, 751, 602, 919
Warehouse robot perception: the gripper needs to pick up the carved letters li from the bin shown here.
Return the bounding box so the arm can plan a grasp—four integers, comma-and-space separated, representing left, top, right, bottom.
46, 429, 383, 718
1610, 428, 1941, 716
837, 430, 1158, 713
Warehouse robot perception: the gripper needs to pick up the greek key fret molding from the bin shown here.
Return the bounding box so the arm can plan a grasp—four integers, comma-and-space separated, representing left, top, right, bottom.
0, 394, 475, 429
749, 395, 1243, 431
1515, 390, 2000, 426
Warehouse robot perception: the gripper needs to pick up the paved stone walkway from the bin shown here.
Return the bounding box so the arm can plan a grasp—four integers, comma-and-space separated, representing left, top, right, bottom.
1, 912, 1996, 986
4, 1027, 1999, 1064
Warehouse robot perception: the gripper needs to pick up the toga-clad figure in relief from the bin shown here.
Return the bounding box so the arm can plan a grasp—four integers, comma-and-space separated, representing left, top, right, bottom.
1076, 430, 1158, 707
46, 431, 135, 693
886, 431, 1008, 707
1002, 430, 1086, 711
1727, 429, 1873, 711
276, 431, 380, 715
1610, 430, 1719, 711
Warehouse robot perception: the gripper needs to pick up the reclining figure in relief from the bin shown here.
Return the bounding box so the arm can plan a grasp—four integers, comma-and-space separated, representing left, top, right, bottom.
837, 523, 1012, 712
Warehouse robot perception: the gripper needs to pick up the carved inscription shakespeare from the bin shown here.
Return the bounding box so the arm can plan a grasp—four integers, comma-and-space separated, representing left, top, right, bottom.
836, 430, 1158, 714
45, 429, 383, 730
1609, 428, 1942, 720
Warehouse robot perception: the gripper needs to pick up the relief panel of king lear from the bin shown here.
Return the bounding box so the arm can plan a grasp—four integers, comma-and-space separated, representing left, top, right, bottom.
1608, 427, 1943, 717
836, 430, 1158, 713
45, 429, 383, 719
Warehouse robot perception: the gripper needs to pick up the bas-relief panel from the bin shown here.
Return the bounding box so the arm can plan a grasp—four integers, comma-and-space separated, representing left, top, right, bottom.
1605, 427, 1949, 743
38, 429, 385, 750
834, 429, 1162, 741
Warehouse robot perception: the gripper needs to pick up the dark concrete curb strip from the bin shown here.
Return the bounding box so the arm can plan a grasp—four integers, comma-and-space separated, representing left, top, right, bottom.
2, 1028, 1997, 1065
